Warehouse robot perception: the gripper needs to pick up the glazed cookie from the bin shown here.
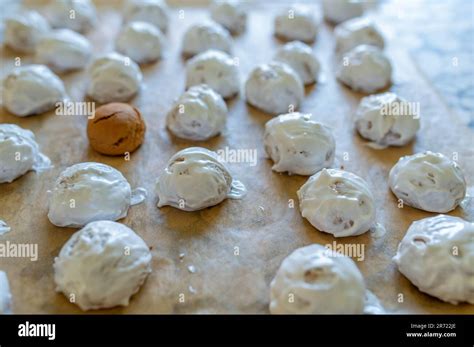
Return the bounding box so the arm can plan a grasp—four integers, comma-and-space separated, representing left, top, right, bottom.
273, 41, 320, 85
46, 0, 97, 33
335, 17, 384, 53
116, 21, 165, 64
86, 52, 143, 103
210, 0, 247, 35
394, 215, 474, 304
36, 29, 92, 72
264, 113, 335, 175
185, 50, 239, 98
54, 221, 152, 310
245, 62, 304, 115
322, 0, 364, 24
3, 65, 66, 117
156, 147, 246, 211
166, 84, 227, 141
274, 6, 319, 43
48, 162, 147, 227
388, 152, 466, 213
0, 124, 51, 184
4, 10, 50, 53
336, 45, 392, 94
355, 92, 420, 147
270, 244, 366, 314
123, 0, 169, 33
297, 168, 376, 237
182, 21, 232, 57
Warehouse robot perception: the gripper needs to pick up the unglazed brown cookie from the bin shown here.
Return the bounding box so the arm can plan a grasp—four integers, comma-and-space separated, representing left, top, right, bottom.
87, 103, 146, 156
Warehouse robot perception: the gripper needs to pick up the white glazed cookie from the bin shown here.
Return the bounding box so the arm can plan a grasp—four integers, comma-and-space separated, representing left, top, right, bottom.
245, 62, 304, 116
355, 92, 420, 147
337, 45, 392, 94
273, 41, 320, 85
166, 84, 227, 141
182, 21, 232, 57
36, 29, 92, 72
322, 0, 364, 24
116, 21, 165, 64
0, 124, 51, 184
156, 147, 246, 211
4, 10, 50, 53
54, 221, 152, 310
123, 0, 169, 33
46, 0, 97, 33
185, 50, 239, 98
388, 152, 466, 213
210, 0, 247, 35
264, 113, 335, 176
0, 271, 12, 314
394, 215, 474, 304
335, 17, 384, 53
270, 244, 366, 314
3, 65, 66, 117
87, 52, 143, 103
297, 168, 376, 237
48, 162, 146, 227
274, 6, 319, 43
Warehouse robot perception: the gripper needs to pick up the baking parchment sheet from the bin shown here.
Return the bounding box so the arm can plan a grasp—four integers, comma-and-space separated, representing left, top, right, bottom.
0, 0, 473, 314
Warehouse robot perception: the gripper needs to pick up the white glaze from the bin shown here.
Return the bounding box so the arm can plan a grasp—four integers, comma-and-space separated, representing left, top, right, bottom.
274, 6, 319, 43
245, 61, 304, 116
47, 162, 146, 227
36, 29, 92, 72
210, 0, 247, 34
389, 151, 466, 213
337, 45, 392, 94
46, 0, 97, 33
166, 84, 227, 141
156, 147, 246, 211
116, 21, 165, 64
3, 65, 66, 117
0, 271, 12, 314
264, 112, 335, 176
355, 92, 420, 147
0, 124, 51, 183
322, 0, 364, 24
4, 10, 50, 53
335, 17, 384, 53
297, 168, 376, 237
54, 221, 152, 310
182, 21, 232, 57
273, 41, 320, 85
185, 50, 239, 98
394, 215, 474, 304
270, 244, 366, 314
0, 220, 11, 235
123, 0, 169, 33
87, 52, 143, 103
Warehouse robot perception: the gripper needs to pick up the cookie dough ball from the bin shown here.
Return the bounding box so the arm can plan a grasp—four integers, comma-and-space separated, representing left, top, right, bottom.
337, 45, 392, 94
48, 162, 145, 227
389, 152, 466, 213
185, 50, 239, 98
210, 0, 247, 35
54, 221, 152, 310
0, 271, 12, 314
297, 168, 376, 237
0, 124, 51, 184
273, 41, 320, 85
274, 6, 319, 43
335, 17, 384, 54
355, 92, 420, 147
270, 244, 365, 314
394, 215, 474, 304
3, 65, 66, 117
181, 21, 232, 57
46, 0, 97, 33
166, 84, 227, 141
264, 113, 335, 175
116, 21, 165, 64
156, 147, 246, 211
124, 0, 169, 33
36, 29, 92, 72
4, 10, 50, 53
87, 52, 143, 103
322, 0, 364, 24
87, 103, 146, 155
245, 62, 304, 115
